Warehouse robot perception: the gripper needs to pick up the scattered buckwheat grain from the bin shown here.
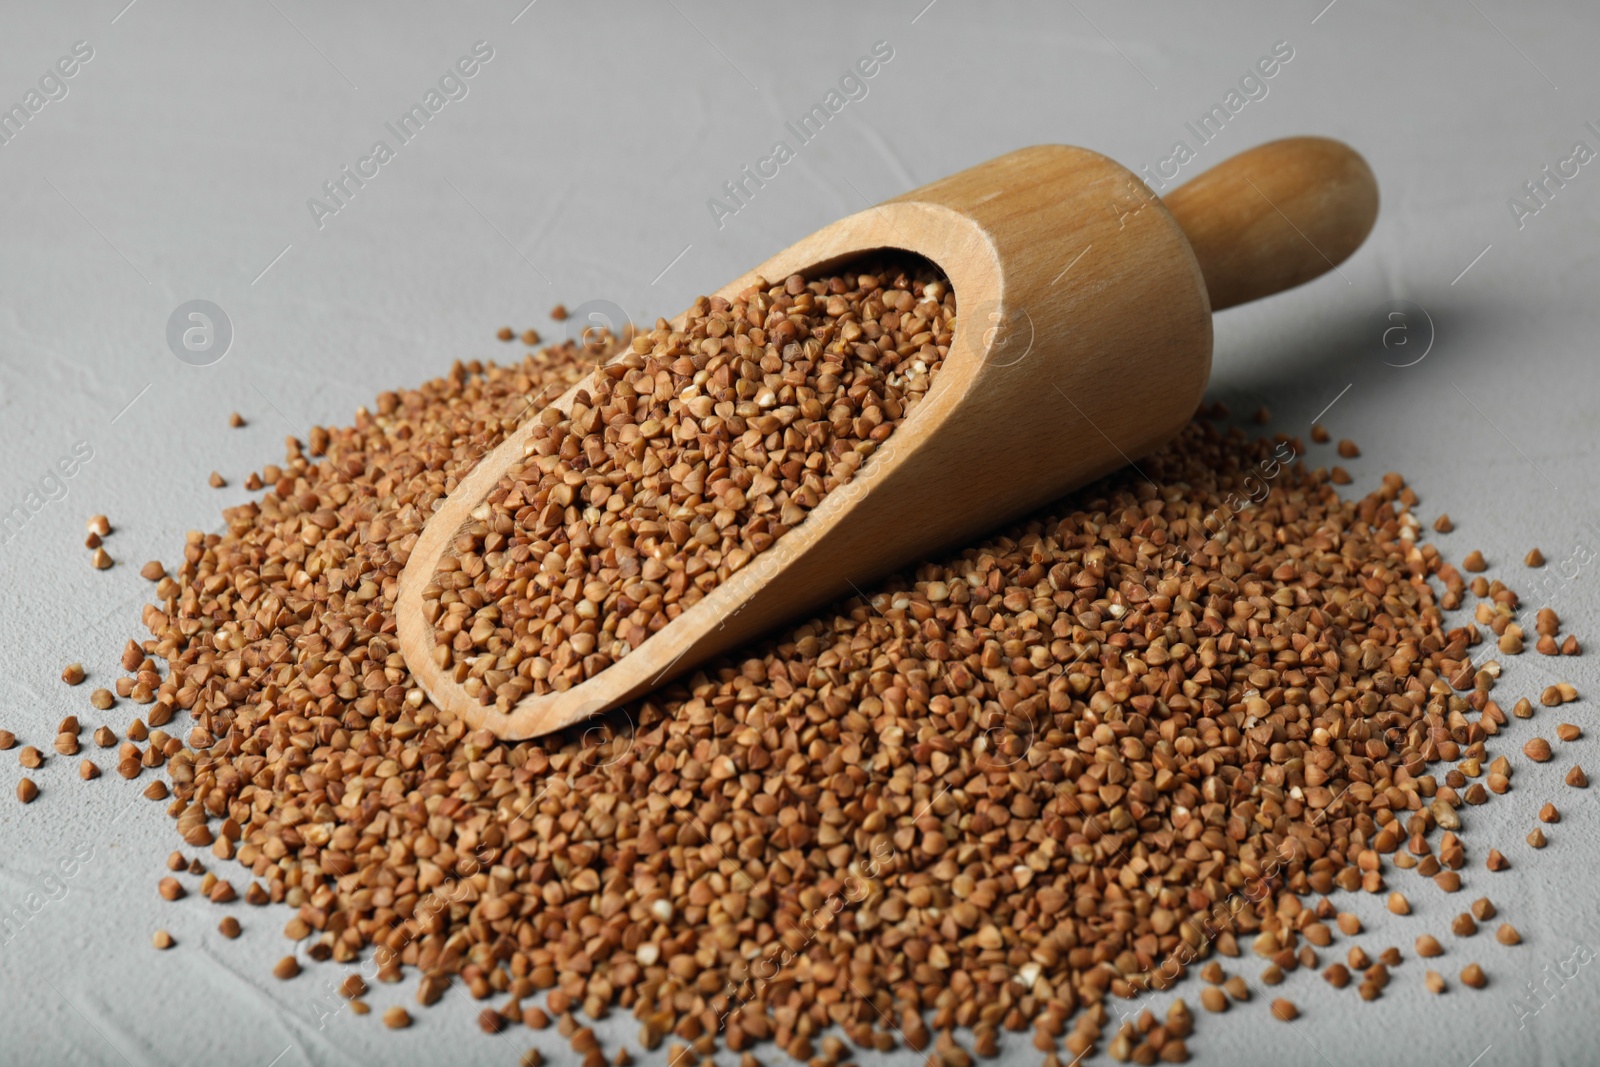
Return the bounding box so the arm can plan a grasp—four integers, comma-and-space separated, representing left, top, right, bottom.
98, 304, 1593, 1064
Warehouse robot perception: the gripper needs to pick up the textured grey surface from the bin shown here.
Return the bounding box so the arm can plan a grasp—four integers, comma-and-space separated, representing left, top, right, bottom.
2, 1, 1599, 1064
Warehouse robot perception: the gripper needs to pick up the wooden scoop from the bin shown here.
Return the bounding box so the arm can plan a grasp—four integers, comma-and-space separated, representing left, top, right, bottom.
397, 136, 1378, 739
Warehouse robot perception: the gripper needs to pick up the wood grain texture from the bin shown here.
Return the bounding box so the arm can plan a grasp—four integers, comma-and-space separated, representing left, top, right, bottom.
1162, 137, 1378, 311
397, 138, 1377, 738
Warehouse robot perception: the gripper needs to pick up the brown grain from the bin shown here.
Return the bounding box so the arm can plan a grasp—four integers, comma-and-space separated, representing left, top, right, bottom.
430, 262, 952, 700
100, 311, 1589, 1062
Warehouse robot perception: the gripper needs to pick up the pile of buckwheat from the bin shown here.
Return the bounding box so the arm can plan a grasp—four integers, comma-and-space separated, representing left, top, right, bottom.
28, 256, 1583, 1066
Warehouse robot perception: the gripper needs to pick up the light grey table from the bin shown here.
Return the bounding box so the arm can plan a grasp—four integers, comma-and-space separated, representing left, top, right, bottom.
2, 2, 1598, 1064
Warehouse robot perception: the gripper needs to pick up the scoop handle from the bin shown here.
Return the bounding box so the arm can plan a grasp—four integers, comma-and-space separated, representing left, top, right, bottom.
1161, 136, 1378, 312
